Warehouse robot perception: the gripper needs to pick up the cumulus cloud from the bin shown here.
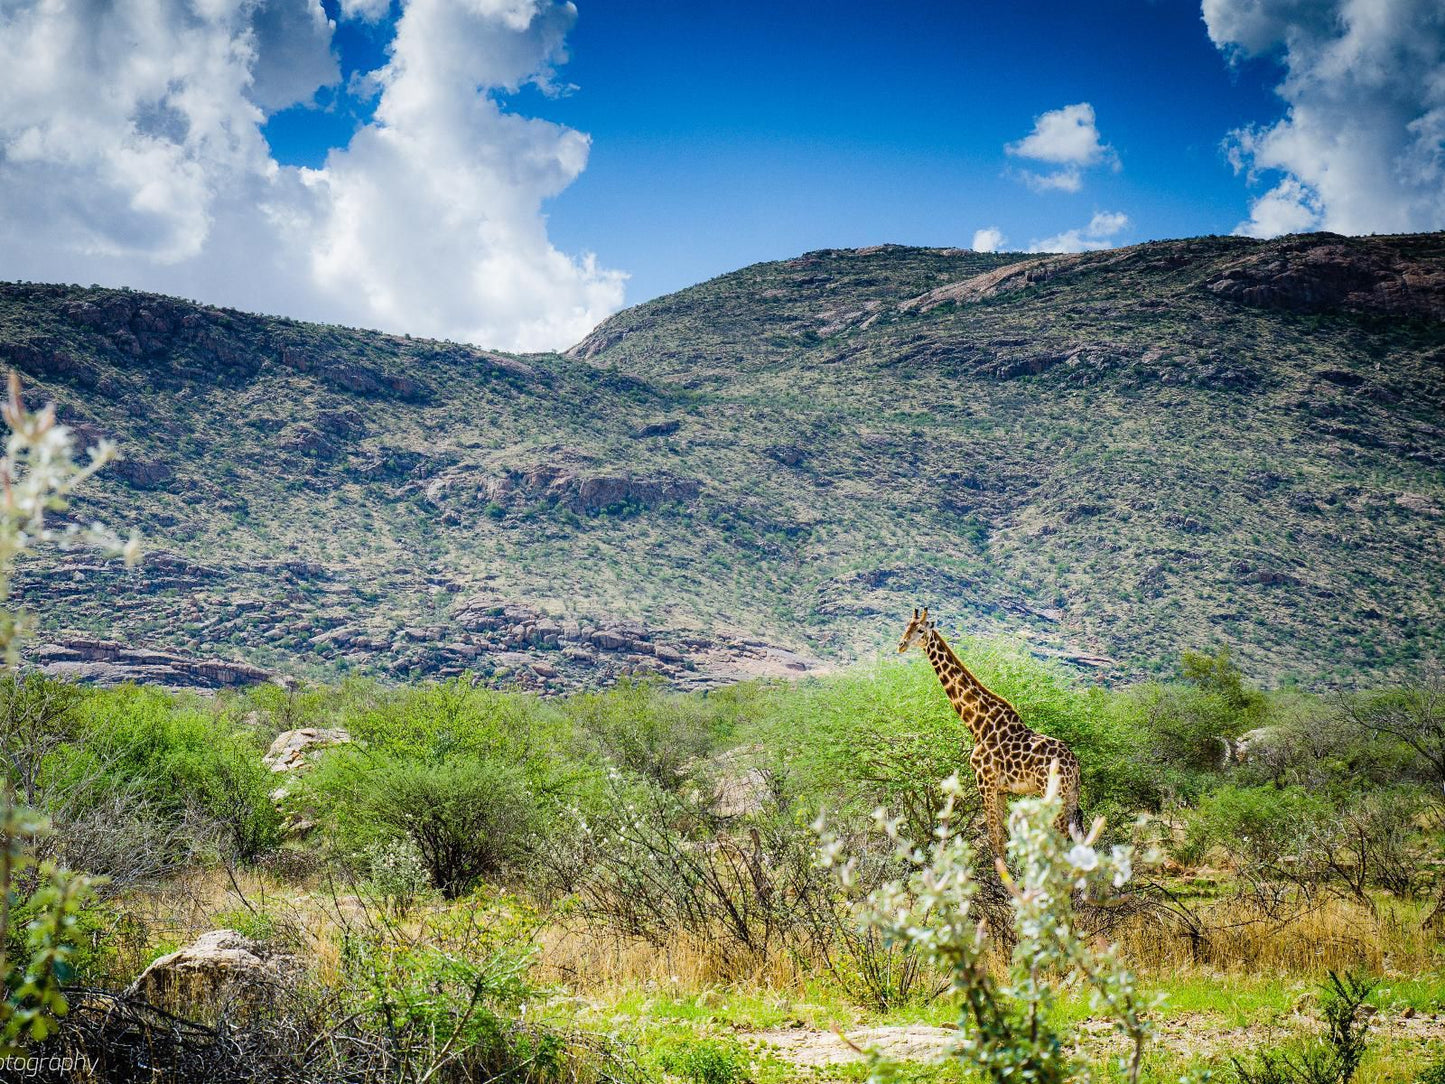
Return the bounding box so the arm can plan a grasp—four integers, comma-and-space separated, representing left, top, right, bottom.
1028, 211, 1130, 253
971, 226, 1008, 253
1005, 102, 1117, 192
1205, 0, 1445, 238
0, 0, 623, 352
1008, 103, 1112, 165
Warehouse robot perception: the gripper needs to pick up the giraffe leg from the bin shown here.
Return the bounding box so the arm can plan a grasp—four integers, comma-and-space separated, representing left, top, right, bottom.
982, 784, 1008, 859
1053, 764, 1083, 839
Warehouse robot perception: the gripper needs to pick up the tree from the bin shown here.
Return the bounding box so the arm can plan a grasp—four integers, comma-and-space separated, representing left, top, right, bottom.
1338, 665, 1445, 799
1180, 643, 1264, 716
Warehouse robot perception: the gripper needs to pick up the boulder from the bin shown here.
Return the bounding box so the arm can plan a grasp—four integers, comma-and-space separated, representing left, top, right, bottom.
127, 930, 294, 1013
705, 746, 774, 817
1221, 726, 1283, 768
263, 728, 352, 773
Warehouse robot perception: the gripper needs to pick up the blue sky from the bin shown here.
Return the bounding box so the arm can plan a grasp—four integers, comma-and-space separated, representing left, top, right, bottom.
267, 0, 1288, 304
1, 0, 1441, 349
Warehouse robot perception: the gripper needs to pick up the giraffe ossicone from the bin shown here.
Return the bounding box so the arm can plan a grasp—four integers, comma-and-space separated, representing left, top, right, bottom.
898, 607, 1083, 859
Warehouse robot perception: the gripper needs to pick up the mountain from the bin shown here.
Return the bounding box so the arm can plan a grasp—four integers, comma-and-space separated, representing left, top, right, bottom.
1, 231, 1442, 690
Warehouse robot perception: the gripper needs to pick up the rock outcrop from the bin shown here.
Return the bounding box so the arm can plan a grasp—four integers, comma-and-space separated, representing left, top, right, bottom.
899, 254, 1085, 312
27, 636, 271, 689
263, 728, 352, 773
127, 930, 294, 1014
479, 464, 700, 515
1205, 236, 1445, 321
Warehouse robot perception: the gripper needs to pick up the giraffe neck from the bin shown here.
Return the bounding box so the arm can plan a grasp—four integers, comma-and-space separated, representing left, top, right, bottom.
923, 628, 1012, 743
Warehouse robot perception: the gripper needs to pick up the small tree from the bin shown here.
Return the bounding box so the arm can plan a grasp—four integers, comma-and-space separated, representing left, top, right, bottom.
354, 756, 538, 898
1338, 666, 1445, 800
0, 372, 136, 1051
1232, 972, 1376, 1084
819, 768, 1157, 1084
1181, 643, 1265, 718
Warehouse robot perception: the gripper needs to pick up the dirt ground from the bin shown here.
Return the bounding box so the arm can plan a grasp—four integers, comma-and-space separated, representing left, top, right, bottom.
744, 1011, 1445, 1068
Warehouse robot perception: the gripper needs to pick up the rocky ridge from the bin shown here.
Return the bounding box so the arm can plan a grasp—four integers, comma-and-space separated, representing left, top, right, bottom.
2, 231, 1442, 687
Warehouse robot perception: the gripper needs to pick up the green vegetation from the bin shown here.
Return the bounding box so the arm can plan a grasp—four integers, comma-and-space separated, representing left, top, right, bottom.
3, 639, 1441, 1078
2, 232, 1444, 1078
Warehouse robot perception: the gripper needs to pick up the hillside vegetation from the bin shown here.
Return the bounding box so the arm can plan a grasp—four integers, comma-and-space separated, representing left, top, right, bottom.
1, 231, 1442, 687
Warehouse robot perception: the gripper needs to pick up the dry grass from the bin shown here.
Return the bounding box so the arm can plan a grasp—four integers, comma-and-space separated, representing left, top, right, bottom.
534, 920, 814, 994
1115, 895, 1442, 977
105, 867, 1442, 1004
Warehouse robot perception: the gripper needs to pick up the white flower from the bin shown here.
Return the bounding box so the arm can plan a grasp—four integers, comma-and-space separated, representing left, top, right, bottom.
1111, 846, 1133, 887
1066, 844, 1099, 872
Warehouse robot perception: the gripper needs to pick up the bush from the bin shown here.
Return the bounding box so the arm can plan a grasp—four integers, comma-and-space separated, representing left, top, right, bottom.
314, 753, 540, 898
0, 675, 84, 808
329, 678, 571, 790
656, 1036, 751, 1084
819, 769, 1156, 1084
1125, 681, 1241, 777
1187, 785, 1332, 868
1232, 972, 1376, 1084
559, 773, 827, 964
365, 836, 434, 916
57, 687, 281, 862
1, 799, 95, 1052
1181, 643, 1268, 720
564, 676, 737, 791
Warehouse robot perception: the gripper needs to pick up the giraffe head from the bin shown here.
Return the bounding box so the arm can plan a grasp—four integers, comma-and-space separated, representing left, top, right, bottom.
897, 607, 933, 652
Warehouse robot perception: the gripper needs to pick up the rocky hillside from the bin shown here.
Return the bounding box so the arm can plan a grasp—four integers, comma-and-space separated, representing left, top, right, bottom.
1, 231, 1442, 689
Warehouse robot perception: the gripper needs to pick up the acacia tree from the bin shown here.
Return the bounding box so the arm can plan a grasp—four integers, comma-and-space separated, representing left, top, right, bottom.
0, 372, 136, 1051
1337, 666, 1445, 929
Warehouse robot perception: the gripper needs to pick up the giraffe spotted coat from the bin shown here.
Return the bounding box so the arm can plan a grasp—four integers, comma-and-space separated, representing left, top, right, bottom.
898, 608, 1083, 859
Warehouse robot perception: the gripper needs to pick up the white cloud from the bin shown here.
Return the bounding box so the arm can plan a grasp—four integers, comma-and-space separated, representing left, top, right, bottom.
971, 227, 1007, 253
0, 0, 623, 352
1019, 166, 1082, 193
1005, 102, 1117, 193
1007, 103, 1111, 165
1205, 0, 1445, 238
1232, 177, 1323, 238
1028, 210, 1130, 253
340, 0, 392, 21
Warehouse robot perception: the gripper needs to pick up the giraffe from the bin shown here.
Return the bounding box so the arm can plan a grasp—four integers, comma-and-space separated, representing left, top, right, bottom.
898, 607, 1083, 859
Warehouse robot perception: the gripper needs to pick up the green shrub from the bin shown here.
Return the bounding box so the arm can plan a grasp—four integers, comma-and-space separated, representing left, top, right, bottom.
564, 676, 736, 790
1232, 972, 1376, 1084
1, 799, 95, 1052
1181, 643, 1267, 720
365, 836, 434, 915
333, 678, 570, 788
313, 752, 540, 898
656, 1036, 751, 1084
58, 686, 281, 861
1187, 784, 1333, 867
1123, 680, 1241, 777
